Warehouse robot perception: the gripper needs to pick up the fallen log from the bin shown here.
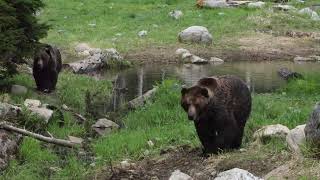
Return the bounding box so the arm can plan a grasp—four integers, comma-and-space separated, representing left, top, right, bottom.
127, 87, 158, 110
0, 122, 81, 148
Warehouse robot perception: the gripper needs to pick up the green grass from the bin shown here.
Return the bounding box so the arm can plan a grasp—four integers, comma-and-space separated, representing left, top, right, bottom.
39, 0, 320, 53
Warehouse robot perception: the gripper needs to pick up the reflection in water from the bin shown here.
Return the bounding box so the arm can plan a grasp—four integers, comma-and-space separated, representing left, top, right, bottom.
101, 61, 320, 112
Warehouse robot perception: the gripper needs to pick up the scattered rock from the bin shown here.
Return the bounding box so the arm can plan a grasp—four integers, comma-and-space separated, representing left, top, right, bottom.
209, 57, 224, 64
305, 103, 320, 147
75, 43, 91, 56
198, 0, 229, 8
147, 140, 154, 147
286, 124, 306, 154
298, 8, 320, 21
253, 124, 290, 141
293, 56, 319, 62
24, 99, 41, 108
0, 102, 21, 119
0, 130, 19, 171
68, 136, 84, 144
169, 10, 183, 20
176, 48, 209, 64
248, 1, 265, 9
92, 118, 120, 136
277, 68, 303, 80
138, 30, 148, 37
214, 168, 262, 180
273, 5, 296, 11
169, 170, 193, 180
28, 107, 54, 123
120, 159, 136, 170
128, 87, 158, 109
11, 85, 27, 95
178, 26, 213, 45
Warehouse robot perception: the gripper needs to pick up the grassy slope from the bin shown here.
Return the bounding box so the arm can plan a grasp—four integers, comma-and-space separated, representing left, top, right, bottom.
40, 0, 320, 52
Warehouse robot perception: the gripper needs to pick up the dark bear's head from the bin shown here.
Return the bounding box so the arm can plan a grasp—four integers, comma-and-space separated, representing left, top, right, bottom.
34, 45, 54, 70
181, 77, 217, 121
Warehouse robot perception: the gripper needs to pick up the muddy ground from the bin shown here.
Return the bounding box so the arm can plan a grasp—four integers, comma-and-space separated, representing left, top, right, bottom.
125, 33, 320, 64
94, 144, 296, 180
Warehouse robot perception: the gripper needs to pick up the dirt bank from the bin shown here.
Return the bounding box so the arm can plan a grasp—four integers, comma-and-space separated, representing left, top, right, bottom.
125, 33, 320, 64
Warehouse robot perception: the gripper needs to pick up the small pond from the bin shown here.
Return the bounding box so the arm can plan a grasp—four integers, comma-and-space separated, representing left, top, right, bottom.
98, 61, 320, 112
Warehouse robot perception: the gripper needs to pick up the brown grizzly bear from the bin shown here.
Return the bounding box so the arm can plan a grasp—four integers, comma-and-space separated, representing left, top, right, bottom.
181, 75, 251, 154
33, 44, 62, 93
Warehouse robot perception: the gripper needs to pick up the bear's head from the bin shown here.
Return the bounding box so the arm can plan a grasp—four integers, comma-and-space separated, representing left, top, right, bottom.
181, 77, 217, 121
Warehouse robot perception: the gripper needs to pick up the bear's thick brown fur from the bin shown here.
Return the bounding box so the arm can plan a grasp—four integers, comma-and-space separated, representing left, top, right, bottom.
33, 44, 62, 93
181, 75, 251, 154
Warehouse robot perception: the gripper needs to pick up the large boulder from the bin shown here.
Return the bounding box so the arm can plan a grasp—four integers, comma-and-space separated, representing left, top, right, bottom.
286, 124, 306, 154
0, 130, 19, 171
178, 26, 213, 45
169, 170, 193, 180
253, 124, 290, 142
305, 103, 320, 147
214, 168, 262, 180
92, 118, 120, 136
11, 85, 27, 95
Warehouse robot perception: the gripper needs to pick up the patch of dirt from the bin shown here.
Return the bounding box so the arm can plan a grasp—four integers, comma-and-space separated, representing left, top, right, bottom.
125, 33, 320, 64
94, 145, 293, 180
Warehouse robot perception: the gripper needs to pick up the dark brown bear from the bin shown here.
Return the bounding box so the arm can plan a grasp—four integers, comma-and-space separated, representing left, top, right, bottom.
181, 75, 251, 154
33, 44, 62, 93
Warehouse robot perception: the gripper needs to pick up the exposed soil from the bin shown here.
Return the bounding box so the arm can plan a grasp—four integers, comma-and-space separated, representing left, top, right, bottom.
94, 145, 292, 180
125, 33, 320, 64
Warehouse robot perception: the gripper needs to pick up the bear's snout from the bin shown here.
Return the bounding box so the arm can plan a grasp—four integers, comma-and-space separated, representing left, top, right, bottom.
188, 105, 197, 121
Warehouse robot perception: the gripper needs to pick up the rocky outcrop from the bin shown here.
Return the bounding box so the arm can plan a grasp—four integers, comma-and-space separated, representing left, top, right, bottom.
0, 130, 19, 171
214, 168, 262, 180
305, 103, 320, 147
178, 26, 213, 45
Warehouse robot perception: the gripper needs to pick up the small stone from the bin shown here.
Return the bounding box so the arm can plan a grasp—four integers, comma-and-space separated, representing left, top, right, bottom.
218, 12, 225, 16
138, 30, 148, 37
199, 0, 229, 8
239, 148, 247, 152
24, 99, 41, 108
147, 140, 154, 147
49, 166, 62, 172
28, 107, 53, 123
169, 10, 183, 20
175, 48, 190, 57
210, 57, 224, 64
62, 104, 69, 110
169, 170, 193, 180
120, 160, 135, 169
11, 85, 27, 95
68, 136, 84, 144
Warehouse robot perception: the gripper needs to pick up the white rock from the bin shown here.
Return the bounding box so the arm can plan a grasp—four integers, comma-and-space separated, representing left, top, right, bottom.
299, 8, 320, 21
176, 48, 190, 56
75, 43, 91, 53
68, 136, 84, 144
248, 1, 265, 9
214, 168, 262, 180
147, 140, 154, 147
273, 5, 297, 11
28, 107, 53, 123
293, 56, 317, 62
169, 170, 193, 180
138, 30, 148, 37
120, 160, 135, 169
201, 0, 229, 8
104, 48, 123, 61
169, 10, 183, 20
11, 85, 27, 95
286, 124, 306, 154
24, 99, 41, 108
178, 26, 213, 45
190, 55, 208, 64
210, 57, 224, 63
253, 124, 290, 140
92, 118, 119, 136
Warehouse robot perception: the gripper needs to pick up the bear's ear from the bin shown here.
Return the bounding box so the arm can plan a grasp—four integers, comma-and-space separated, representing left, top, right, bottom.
200, 87, 209, 98
198, 77, 217, 92
181, 87, 188, 96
